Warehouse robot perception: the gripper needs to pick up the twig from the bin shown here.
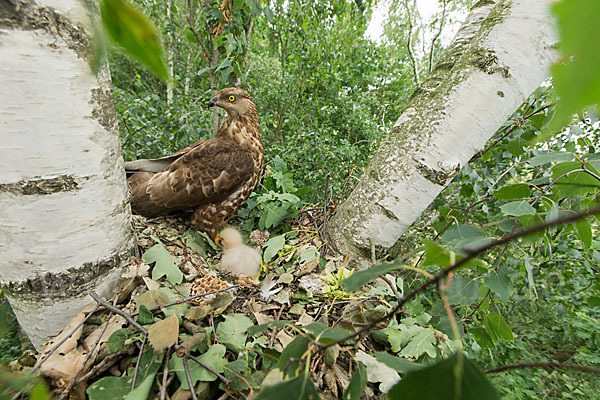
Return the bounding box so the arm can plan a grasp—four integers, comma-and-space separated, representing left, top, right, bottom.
30, 304, 99, 375
159, 346, 173, 400
486, 362, 600, 375
131, 333, 148, 390
182, 355, 198, 400
402, 0, 420, 86
320, 173, 331, 257
463, 289, 491, 321
428, 0, 447, 74
318, 206, 600, 349
130, 285, 239, 317
439, 272, 462, 350
75, 350, 126, 384
479, 103, 555, 158
89, 292, 148, 335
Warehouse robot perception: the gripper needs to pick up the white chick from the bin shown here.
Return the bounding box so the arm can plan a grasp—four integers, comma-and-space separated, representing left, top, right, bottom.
219, 228, 261, 276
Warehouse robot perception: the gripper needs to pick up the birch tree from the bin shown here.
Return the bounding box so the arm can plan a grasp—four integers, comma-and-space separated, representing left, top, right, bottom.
0, 0, 136, 349
326, 0, 558, 266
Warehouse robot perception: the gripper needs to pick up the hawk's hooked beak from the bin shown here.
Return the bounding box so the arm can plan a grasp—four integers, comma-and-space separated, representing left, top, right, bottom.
207, 96, 218, 108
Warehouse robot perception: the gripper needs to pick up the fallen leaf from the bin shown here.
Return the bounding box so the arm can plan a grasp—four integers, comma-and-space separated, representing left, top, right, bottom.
355, 350, 400, 393
276, 330, 294, 348
134, 289, 170, 310
148, 315, 179, 353
83, 314, 126, 349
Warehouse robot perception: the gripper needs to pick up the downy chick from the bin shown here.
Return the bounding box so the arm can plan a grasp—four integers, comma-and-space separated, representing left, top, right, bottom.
219, 228, 261, 276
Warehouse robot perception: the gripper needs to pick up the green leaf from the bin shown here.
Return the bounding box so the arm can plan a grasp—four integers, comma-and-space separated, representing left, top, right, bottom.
247, 320, 295, 336
263, 234, 286, 262
341, 260, 402, 292
169, 344, 227, 388
588, 295, 600, 306
107, 328, 128, 353
126, 351, 163, 398
100, 0, 169, 81
469, 326, 495, 349
398, 327, 437, 359
276, 335, 310, 376
483, 268, 513, 303
518, 214, 545, 244
182, 230, 213, 256
143, 238, 183, 284
264, 204, 292, 228
263, 5, 275, 22
215, 313, 253, 352
374, 352, 424, 373
528, 152, 575, 166
245, 0, 263, 16
422, 240, 454, 268
87, 376, 131, 400
447, 277, 479, 305
442, 224, 491, 251
550, 0, 600, 129
125, 371, 156, 400
256, 373, 320, 400
298, 246, 319, 262
342, 361, 367, 400
303, 322, 353, 345
551, 161, 600, 198
387, 352, 500, 400
493, 184, 531, 200
499, 201, 536, 217
575, 218, 593, 248
485, 312, 514, 341
137, 305, 154, 325
223, 359, 258, 391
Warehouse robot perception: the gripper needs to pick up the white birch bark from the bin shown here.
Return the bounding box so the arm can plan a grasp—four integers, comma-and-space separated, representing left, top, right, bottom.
327, 0, 558, 266
0, 0, 136, 349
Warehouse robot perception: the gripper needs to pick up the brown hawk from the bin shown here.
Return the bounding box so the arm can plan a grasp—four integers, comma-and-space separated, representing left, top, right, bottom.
125, 87, 263, 241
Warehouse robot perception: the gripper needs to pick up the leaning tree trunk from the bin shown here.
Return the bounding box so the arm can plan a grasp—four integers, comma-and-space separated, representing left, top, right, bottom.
327, 0, 558, 266
0, 0, 136, 350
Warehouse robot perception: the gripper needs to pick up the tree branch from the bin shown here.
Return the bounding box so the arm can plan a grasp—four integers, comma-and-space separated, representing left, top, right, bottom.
89, 292, 148, 335
403, 0, 420, 86
486, 362, 600, 375
428, 0, 447, 74
320, 205, 600, 349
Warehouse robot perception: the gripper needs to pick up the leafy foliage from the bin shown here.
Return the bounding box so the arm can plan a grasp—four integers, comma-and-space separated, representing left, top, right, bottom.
100, 0, 169, 81
551, 0, 600, 128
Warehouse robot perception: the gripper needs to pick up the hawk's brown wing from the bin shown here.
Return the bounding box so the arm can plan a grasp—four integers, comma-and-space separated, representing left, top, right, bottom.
124, 138, 206, 174
130, 138, 255, 215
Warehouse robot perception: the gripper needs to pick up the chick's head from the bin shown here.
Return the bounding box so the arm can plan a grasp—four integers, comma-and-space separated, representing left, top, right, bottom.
220, 227, 244, 249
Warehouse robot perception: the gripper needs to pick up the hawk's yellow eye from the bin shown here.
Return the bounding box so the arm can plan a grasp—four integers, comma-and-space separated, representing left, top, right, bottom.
228, 95, 235, 102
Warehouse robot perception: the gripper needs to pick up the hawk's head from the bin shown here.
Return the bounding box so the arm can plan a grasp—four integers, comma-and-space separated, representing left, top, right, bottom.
208, 87, 256, 117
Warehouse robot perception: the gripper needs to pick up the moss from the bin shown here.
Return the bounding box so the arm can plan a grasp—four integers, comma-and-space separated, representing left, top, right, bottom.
91, 83, 119, 133
1, 246, 137, 301
0, 0, 93, 63
0, 175, 82, 195
415, 161, 460, 186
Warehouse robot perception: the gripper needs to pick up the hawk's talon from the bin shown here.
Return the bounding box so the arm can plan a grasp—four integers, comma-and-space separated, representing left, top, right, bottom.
214, 233, 223, 248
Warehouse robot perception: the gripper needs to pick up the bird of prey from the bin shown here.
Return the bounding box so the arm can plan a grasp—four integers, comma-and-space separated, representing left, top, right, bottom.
125, 87, 263, 242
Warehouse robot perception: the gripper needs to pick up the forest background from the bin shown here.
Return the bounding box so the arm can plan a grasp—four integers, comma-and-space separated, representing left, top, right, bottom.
1, 0, 599, 399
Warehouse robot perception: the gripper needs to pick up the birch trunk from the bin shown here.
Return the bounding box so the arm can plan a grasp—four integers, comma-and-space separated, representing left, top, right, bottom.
327, 0, 558, 266
0, 0, 136, 350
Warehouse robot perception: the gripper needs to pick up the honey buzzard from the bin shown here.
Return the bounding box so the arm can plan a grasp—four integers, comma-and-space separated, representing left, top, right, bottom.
125, 87, 263, 241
